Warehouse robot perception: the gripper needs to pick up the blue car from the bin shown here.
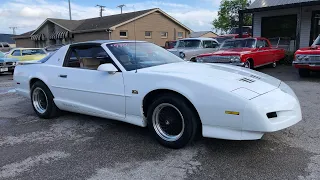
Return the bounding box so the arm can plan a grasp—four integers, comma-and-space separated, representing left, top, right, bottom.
0, 51, 18, 74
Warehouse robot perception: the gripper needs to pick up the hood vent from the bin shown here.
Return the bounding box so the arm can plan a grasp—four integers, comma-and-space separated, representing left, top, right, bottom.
239, 78, 255, 83
250, 75, 261, 79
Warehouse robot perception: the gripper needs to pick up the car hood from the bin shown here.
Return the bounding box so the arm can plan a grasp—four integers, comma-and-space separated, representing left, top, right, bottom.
0, 57, 18, 62
296, 46, 320, 55
210, 48, 253, 56
139, 62, 281, 95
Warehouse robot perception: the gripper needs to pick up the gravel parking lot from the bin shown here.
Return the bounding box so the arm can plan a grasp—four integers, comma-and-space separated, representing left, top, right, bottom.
0, 65, 320, 180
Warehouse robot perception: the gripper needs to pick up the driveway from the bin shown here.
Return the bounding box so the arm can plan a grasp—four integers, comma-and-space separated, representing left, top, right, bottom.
0, 66, 319, 180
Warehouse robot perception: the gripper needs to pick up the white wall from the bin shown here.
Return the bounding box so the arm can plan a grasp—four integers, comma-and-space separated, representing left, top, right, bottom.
252, 5, 320, 49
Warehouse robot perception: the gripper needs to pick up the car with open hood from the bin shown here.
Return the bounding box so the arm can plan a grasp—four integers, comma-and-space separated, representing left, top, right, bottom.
195, 37, 286, 69
14, 40, 302, 149
293, 35, 320, 77
168, 38, 219, 61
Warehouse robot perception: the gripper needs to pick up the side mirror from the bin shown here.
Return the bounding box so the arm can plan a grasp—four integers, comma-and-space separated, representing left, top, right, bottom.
97, 64, 118, 74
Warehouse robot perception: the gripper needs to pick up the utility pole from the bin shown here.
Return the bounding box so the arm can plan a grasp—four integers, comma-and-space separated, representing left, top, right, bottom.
68, 0, 72, 20
96, 5, 106, 17
117, 4, 125, 14
9, 27, 17, 35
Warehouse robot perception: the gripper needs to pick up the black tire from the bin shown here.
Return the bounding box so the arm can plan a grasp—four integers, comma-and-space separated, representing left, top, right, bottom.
147, 93, 199, 149
299, 68, 310, 77
30, 81, 60, 119
244, 59, 253, 69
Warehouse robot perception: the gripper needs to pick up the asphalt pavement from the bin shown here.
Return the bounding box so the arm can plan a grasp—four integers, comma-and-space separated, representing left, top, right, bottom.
0, 66, 320, 180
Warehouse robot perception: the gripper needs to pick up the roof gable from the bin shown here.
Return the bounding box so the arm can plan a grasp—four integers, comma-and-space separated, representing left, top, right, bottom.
190, 31, 216, 38
249, 0, 317, 9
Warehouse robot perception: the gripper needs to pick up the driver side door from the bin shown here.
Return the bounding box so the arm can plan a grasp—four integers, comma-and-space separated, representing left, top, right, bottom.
51, 44, 126, 120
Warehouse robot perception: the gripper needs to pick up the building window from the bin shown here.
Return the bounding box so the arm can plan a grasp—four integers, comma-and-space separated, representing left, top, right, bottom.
145, 31, 152, 38
178, 32, 183, 38
160, 32, 168, 38
120, 31, 128, 38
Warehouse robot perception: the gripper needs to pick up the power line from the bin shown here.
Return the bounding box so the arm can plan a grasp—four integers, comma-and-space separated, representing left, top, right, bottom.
117, 4, 125, 14
9, 27, 17, 35
96, 5, 106, 17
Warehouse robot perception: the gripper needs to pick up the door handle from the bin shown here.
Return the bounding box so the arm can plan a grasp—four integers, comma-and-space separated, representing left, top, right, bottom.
59, 74, 67, 78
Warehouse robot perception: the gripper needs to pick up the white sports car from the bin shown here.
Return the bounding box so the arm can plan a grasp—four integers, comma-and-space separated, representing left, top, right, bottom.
14, 40, 302, 149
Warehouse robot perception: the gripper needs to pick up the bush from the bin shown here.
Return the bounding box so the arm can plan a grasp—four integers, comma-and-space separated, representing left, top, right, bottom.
279, 51, 294, 65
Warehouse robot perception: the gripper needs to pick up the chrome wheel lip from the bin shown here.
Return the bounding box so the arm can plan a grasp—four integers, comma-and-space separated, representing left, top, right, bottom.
152, 103, 185, 142
272, 62, 277, 68
244, 60, 251, 68
32, 87, 48, 114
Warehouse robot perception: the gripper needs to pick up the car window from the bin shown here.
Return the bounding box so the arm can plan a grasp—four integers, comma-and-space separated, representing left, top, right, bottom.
176, 40, 201, 48
21, 49, 46, 56
263, 40, 270, 47
257, 40, 267, 48
203, 41, 214, 48
3, 43, 9, 48
221, 39, 256, 49
12, 50, 21, 56
64, 46, 114, 70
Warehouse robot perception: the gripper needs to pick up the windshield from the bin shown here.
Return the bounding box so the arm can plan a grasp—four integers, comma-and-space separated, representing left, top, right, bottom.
312, 35, 320, 46
229, 27, 251, 34
220, 39, 256, 49
214, 36, 234, 43
176, 40, 201, 48
107, 42, 183, 71
22, 49, 46, 56
0, 51, 4, 58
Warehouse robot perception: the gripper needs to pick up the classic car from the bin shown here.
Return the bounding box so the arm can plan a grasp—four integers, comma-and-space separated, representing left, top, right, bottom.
0, 51, 18, 74
164, 40, 177, 49
168, 38, 219, 61
6, 48, 47, 61
293, 35, 320, 77
14, 40, 302, 149
195, 38, 286, 69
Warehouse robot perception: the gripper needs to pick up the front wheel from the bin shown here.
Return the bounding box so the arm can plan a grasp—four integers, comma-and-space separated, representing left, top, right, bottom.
31, 81, 60, 119
147, 94, 199, 149
244, 60, 252, 69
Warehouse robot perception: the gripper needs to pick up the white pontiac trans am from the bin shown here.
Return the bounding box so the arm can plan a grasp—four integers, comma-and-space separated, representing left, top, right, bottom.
14, 40, 302, 149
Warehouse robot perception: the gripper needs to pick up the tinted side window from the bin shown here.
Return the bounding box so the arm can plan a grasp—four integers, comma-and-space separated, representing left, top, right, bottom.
3, 43, 9, 47
256, 40, 265, 48
64, 46, 113, 70
203, 41, 213, 48
263, 40, 270, 47
12, 50, 21, 56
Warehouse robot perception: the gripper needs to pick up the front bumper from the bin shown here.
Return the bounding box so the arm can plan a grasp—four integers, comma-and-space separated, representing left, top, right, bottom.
202, 83, 302, 140
0, 65, 15, 72
293, 62, 320, 70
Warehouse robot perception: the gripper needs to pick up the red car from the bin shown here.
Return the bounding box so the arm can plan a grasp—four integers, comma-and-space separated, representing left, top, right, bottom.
195, 37, 286, 69
293, 35, 320, 77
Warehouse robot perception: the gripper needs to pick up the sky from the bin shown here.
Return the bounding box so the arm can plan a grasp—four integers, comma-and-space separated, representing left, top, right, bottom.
0, 0, 222, 35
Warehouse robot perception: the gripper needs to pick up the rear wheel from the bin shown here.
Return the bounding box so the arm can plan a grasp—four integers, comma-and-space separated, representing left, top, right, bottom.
147, 94, 199, 149
299, 68, 310, 77
31, 81, 60, 118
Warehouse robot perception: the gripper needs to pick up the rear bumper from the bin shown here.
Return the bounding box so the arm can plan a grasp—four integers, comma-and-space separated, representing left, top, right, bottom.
203, 85, 302, 140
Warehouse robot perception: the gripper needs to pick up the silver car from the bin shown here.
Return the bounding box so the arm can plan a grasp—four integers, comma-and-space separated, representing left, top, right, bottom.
168, 38, 219, 61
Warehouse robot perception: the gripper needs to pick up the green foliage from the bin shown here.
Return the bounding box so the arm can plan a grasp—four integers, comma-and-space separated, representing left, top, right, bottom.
213, 0, 252, 33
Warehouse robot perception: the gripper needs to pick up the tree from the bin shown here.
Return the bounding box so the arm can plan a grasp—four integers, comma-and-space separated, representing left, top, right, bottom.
213, 0, 252, 34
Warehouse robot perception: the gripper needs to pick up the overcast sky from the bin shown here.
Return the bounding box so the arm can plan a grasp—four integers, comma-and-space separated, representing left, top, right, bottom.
0, 0, 222, 35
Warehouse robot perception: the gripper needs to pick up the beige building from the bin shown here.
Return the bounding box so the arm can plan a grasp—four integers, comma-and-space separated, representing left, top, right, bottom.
13, 8, 192, 48
189, 31, 218, 38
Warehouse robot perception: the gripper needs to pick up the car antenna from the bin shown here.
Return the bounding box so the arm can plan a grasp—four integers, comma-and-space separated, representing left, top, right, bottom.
133, 5, 137, 73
